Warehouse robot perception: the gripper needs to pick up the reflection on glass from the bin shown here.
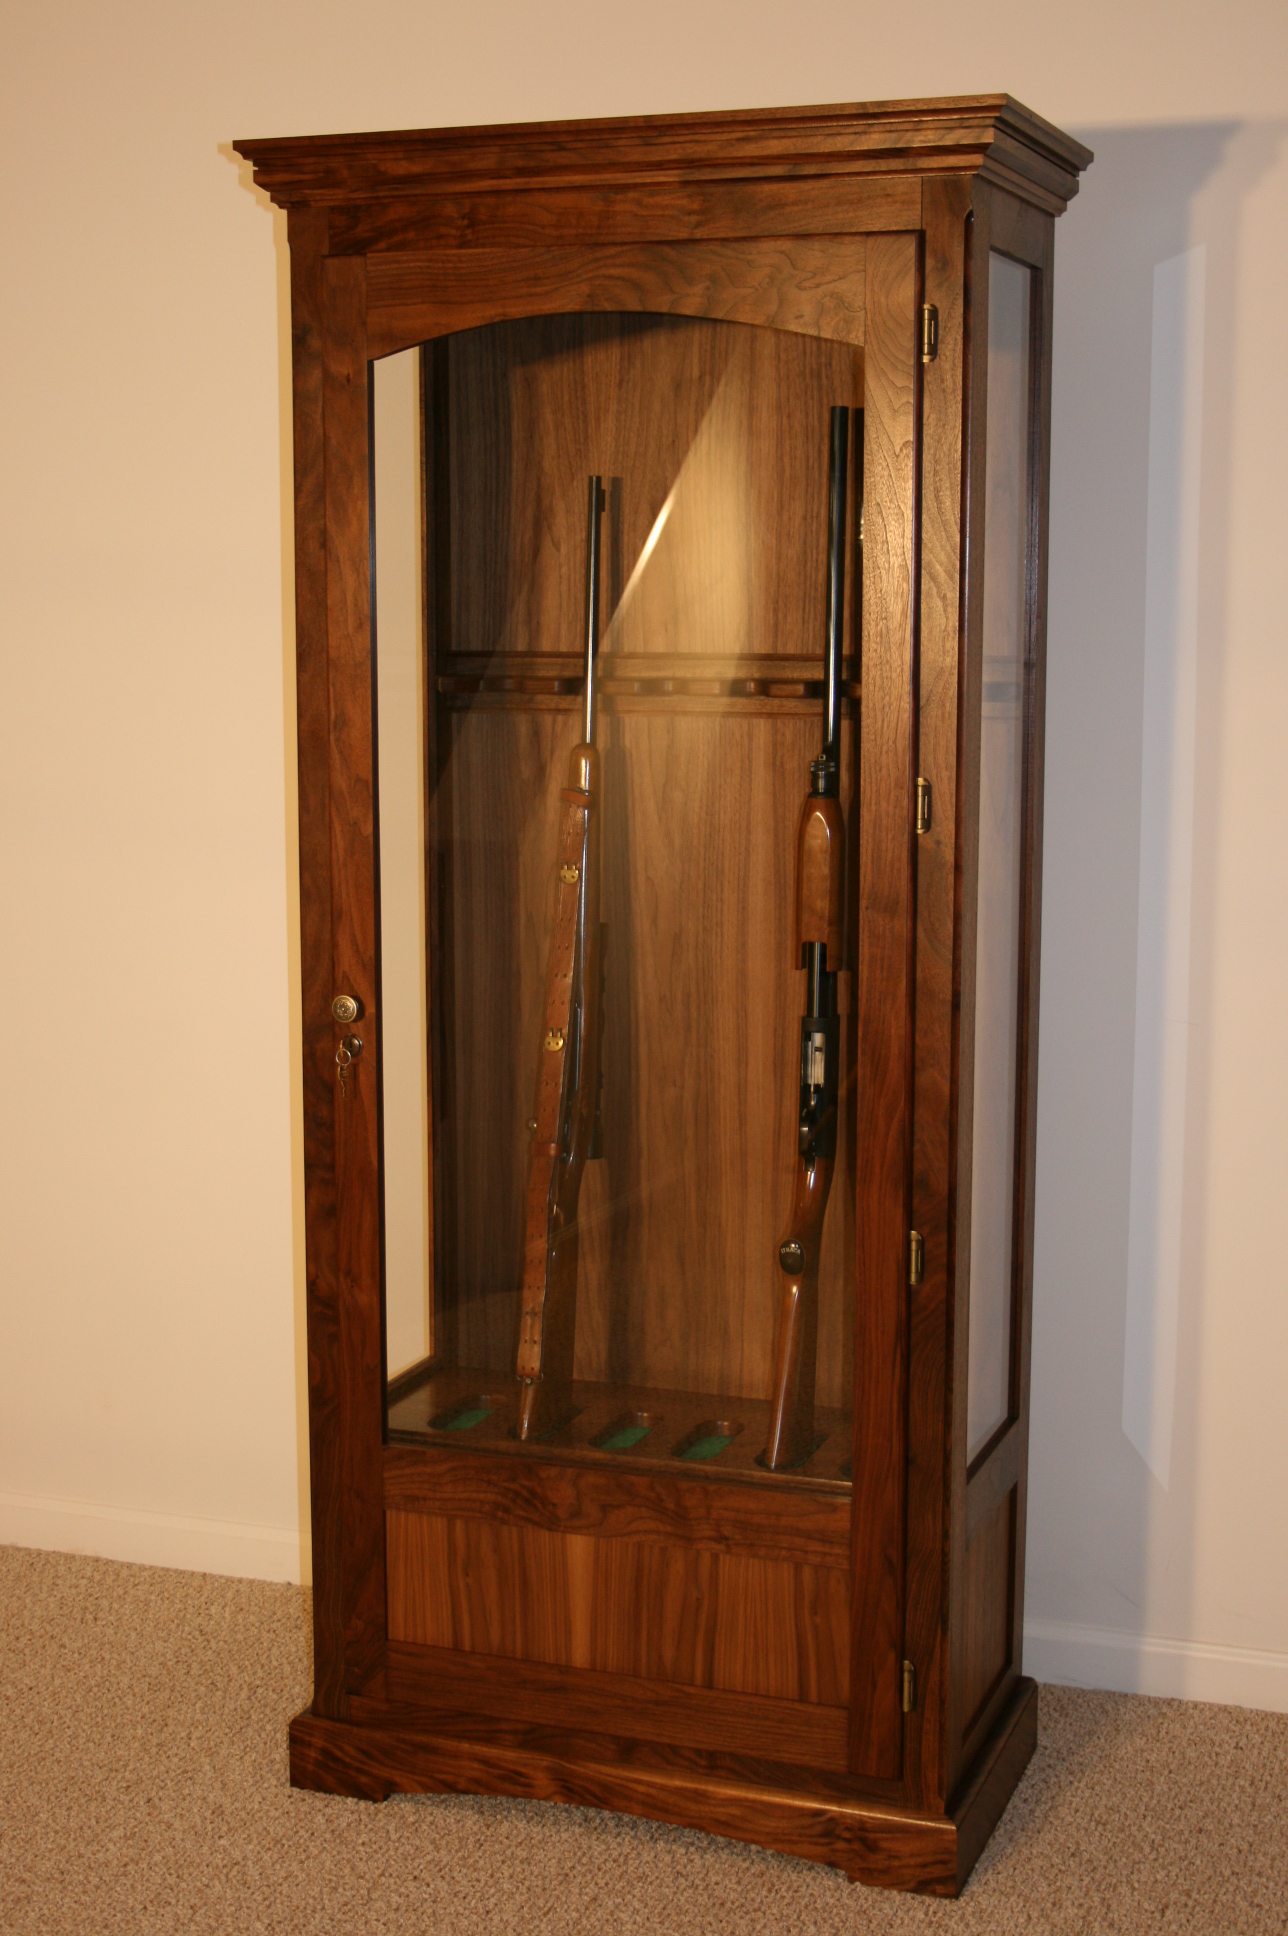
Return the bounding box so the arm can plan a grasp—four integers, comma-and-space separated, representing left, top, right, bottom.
381, 313, 861, 1486
967, 256, 1032, 1464
372, 348, 432, 1377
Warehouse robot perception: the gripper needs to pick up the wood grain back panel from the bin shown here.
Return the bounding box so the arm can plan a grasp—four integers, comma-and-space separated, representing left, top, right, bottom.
387, 1508, 849, 1705
439, 702, 858, 1405
443, 313, 860, 665
430, 312, 863, 1409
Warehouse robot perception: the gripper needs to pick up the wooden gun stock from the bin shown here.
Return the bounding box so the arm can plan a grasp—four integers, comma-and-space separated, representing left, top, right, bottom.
766, 1155, 832, 1469
766, 406, 849, 1472
766, 795, 844, 1469
516, 479, 605, 1440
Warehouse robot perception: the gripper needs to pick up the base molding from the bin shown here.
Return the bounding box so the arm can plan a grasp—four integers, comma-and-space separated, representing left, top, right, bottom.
1025, 1618, 1288, 1713
288, 1675, 1037, 1895
0, 1490, 303, 1583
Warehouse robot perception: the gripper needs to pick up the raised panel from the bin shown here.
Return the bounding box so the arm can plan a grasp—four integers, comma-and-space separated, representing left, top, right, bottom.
387, 1508, 850, 1705
960, 1487, 1014, 1736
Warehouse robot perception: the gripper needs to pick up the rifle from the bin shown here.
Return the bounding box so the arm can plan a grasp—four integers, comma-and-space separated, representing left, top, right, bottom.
765, 407, 849, 1471
515, 476, 606, 1440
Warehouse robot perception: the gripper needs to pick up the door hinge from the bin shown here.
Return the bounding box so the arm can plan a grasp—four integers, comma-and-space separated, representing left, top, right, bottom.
902, 1659, 917, 1713
915, 776, 932, 834
921, 304, 939, 363
909, 1230, 925, 1286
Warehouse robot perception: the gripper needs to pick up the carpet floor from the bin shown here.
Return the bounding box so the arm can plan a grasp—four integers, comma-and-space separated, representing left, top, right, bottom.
1, 1544, 1285, 1934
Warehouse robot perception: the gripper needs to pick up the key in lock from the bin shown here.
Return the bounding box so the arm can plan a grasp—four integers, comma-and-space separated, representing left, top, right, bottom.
335, 1032, 363, 1099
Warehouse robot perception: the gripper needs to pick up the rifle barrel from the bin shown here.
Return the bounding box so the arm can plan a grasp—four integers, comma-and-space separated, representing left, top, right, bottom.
583, 476, 604, 743
823, 408, 849, 765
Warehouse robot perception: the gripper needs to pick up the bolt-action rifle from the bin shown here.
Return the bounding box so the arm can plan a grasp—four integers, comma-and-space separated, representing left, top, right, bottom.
515, 476, 606, 1440
765, 407, 850, 1471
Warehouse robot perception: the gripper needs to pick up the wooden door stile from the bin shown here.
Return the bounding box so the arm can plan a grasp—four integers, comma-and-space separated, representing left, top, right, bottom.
322, 251, 387, 1695
904, 173, 973, 1811
946, 182, 991, 1793
288, 207, 348, 1718
850, 230, 919, 1781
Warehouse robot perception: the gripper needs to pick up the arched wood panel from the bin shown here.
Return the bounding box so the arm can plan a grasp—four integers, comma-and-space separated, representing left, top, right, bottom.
366, 237, 866, 358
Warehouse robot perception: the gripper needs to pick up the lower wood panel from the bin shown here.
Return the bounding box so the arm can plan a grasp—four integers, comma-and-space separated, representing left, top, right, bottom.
384, 1438, 851, 1568
387, 1508, 849, 1704
380, 1640, 850, 1771
960, 1487, 1014, 1736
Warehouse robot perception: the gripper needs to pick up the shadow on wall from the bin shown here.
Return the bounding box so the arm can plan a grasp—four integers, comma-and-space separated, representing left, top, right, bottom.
1028, 119, 1286, 1678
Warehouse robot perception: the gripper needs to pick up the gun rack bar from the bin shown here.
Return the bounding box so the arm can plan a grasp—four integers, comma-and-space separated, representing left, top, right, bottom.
435, 652, 862, 707
387, 1367, 852, 1492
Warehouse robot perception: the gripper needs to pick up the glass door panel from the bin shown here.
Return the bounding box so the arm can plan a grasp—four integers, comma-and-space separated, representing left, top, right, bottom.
372, 347, 433, 1380
966, 254, 1034, 1465
374, 313, 862, 1489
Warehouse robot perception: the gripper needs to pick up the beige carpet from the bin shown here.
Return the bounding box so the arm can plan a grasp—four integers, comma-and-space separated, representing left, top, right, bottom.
2, 1545, 1286, 1934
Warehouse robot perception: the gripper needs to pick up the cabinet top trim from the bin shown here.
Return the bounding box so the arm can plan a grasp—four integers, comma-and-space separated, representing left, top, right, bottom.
234, 94, 1093, 219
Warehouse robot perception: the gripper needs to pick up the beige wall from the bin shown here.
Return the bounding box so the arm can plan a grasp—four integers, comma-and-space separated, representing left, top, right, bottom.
2, 1, 1286, 1701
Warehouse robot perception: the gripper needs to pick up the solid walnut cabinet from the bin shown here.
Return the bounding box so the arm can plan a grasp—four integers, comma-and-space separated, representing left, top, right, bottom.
235, 96, 1090, 1894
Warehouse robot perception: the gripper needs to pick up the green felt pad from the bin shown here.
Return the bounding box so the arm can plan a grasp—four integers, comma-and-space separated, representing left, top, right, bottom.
441, 1406, 491, 1431
681, 1433, 735, 1461
598, 1424, 652, 1451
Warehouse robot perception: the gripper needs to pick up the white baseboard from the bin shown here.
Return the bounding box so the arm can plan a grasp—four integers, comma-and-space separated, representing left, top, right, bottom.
0, 1489, 304, 1585
2, 1498, 1282, 1709
1025, 1617, 1288, 1714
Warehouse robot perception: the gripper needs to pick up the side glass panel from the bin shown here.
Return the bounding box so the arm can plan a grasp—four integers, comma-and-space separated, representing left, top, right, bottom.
373, 313, 863, 1488
372, 348, 433, 1378
966, 255, 1033, 1465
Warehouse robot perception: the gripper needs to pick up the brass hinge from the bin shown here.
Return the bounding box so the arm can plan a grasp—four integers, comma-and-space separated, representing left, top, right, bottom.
915, 776, 932, 834
909, 1230, 925, 1286
921, 304, 939, 363
902, 1659, 917, 1713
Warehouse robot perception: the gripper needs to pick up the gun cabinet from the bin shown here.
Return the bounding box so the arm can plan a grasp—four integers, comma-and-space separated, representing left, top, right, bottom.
234, 96, 1090, 1894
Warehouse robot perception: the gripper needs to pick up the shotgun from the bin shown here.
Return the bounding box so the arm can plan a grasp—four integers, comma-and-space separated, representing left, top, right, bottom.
515, 476, 606, 1440
765, 407, 849, 1470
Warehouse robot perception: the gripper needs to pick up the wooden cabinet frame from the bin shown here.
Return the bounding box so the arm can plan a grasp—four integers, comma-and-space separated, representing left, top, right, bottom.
235, 96, 1090, 1894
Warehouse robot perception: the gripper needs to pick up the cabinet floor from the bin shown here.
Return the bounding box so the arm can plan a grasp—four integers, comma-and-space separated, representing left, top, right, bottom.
387, 1364, 852, 1490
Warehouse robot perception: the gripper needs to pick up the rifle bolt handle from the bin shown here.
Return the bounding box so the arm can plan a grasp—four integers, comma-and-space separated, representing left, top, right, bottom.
779, 1239, 805, 1273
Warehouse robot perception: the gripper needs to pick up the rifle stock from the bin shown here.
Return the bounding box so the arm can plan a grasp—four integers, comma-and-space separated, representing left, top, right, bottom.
516, 480, 605, 1440
766, 407, 849, 1471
